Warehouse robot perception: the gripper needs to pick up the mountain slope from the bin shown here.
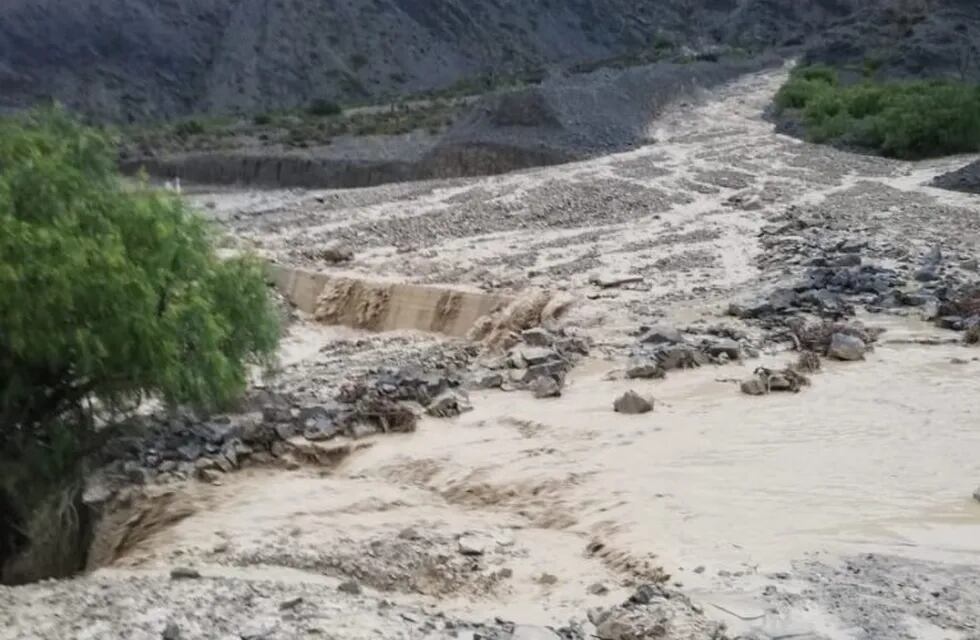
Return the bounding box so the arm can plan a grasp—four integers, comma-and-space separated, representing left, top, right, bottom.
0, 0, 863, 122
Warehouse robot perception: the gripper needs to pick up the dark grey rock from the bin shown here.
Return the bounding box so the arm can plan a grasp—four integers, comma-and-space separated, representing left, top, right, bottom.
303, 417, 341, 441
639, 325, 683, 345
338, 580, 362, 595
169, 567, 201, 580
827, 333, 866, 361
625, 358, 665, 380
704, 339, 740, 360
613, 390, 653, 414
529, 376, 561, 399
523, 361, 568, 384
510, 625, 562, 640
521, 328, 555, 347
914, 267, 939, 282
425, 391, 473, 418
740, 378, 767, 396
162, 622, 181, 640
177, 443, 202, 462
469, 368, 504, 389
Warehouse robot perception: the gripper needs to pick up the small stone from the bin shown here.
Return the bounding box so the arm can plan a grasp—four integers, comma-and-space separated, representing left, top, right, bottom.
625, 358, 665, 380
303, 417, 340, 442
590, 273, 644, 288
639, 325, 683, 345
469, 369, 504, 389
588, 582, 610, 595
537, 573, 559, 586
169, 567, 201, 580
338, 580, 362, 595
740, 378, 767, 396
529, 376, 561, 399
831, 254, 862, 267
162, 622, 181, 640
827, 333, 866, 361
197, 468, 223, 484
426, 391, 473, 418
514, 346, 560, 366
521, 328, 555, 347
705, 339, 741, 360
510, 625, 562, 640
319, 242, 354, 263
914, 267, 939, 282
274, 423, 297, 440
280, 597, 303, 610
973, 486, 980, 503
458, 532, 495, 556
693, 565, 706, 574
613, 390, 653, 414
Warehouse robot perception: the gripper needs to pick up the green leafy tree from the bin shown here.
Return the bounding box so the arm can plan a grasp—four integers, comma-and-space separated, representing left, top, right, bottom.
0, 108, 280, 454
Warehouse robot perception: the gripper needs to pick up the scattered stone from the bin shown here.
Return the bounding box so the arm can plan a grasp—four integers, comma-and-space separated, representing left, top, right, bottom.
162, 622, 181, 640
510, 625, 562, 640
625, 358, 665, 380
529, 376, 561, 399
590, 273, 644, 288
169, 567, 201, 580
740, 378, 768, 396
827, 333, 866, 361
537, 573, 558, 586
693, 566, 705, 574
704, 338, 740, 360
521, 327, 555, 347
280, 597, 304, 610
972, 486, 980, 503
795, 351, 822, 373
588, 583, 611, 595
514, 346, 561, 366
426, 391, 473, 418
469, 369, 505, 389
337, 580, 362, 595
639, 325, 683, 345
198, 468, 223, 484
613, 391, 654, 415
318, 242, 354, 263
458, 532, 496, 556
303, 417, 341, 441
655, 344, 709, 370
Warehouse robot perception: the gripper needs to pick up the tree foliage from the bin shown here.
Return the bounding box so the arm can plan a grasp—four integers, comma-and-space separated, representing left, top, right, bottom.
775, 65, 980, 159
0, 108, 279, 450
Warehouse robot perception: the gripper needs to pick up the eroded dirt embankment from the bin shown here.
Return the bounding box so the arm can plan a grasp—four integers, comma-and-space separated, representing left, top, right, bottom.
4, 66, 980, 640
124, 57, 773, 190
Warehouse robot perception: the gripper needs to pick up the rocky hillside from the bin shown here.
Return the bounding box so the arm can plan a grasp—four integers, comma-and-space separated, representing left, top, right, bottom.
0, 0, 865, 122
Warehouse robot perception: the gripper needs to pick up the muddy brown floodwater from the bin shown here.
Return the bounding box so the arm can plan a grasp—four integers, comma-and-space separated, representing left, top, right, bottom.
4, 65, 980, 640
111, 315, 980, 635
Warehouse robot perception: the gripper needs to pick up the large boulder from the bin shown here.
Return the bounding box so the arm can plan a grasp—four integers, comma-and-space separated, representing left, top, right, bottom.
827, 333, 866, 361
613, 391, 653, 414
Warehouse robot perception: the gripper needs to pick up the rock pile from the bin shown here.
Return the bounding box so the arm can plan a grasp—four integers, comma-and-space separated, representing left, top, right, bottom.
589, 584, 727, 640
626, 323, 755, 381
467, 327, 589, 398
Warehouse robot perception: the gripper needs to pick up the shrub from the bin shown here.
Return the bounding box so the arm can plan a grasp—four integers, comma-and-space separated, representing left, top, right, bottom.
308, 99, 342, 117
253, 112, 273, 126
0, 107, 279, 453
173, 118, 206, 137
776, 65, 980, 159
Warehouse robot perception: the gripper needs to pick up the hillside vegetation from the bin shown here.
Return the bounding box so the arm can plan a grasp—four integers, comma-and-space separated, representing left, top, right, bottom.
775, 65, 980, 158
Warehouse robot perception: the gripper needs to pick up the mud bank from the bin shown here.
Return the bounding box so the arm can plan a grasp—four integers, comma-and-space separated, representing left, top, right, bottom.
124, 57, 774, 190
271, 266, 512, 337
123, 142, 574, 190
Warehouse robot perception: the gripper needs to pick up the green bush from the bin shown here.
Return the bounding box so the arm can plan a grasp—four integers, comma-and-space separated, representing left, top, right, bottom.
775, 65, 980, 158
308, 99, 343, 117
173, 118, 206, 137
253, 112, 273, 126
0, 108, 280, 450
